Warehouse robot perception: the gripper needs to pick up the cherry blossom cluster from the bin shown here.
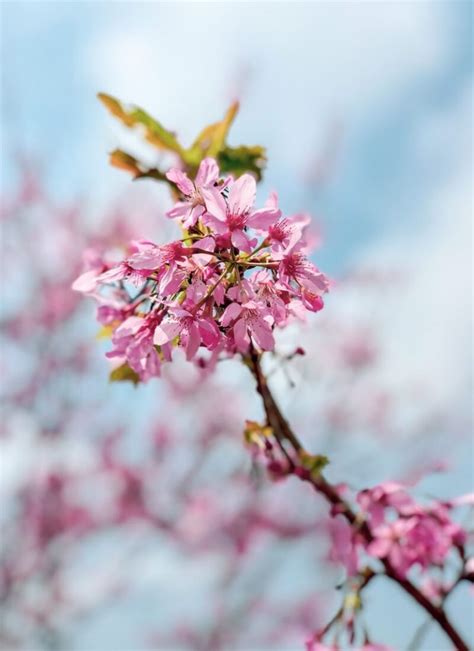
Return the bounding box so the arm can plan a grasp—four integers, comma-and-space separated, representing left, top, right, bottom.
73, 158, 329, 380
328, 481, 473, 596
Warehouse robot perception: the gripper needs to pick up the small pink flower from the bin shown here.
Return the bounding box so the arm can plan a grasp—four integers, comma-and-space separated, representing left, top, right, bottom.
368, 517, 418, 575
107, 315, 161, 381
166, 158, 220, 228
127, 240, 188, 271
202, 174, 280, 252
279, 251, 329, 295
96, 262, 148, 288
267, 212, 310, 254
221, 300, 275, 353
249, 270, 288, 324
153, 308, 220, 361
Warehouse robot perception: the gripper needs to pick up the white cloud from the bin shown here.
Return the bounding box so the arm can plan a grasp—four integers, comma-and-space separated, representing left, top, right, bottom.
84, 2, 448, 173
345, 81, 472, 419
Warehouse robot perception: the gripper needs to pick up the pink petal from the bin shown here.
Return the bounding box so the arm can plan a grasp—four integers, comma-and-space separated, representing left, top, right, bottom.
195, 157, 219, 187
185, 322, 201, 360
153, 320, 182, 345
197, 236, 215, 252
115, 316, 144, 336
265, 190, 279, 210
247, 207, 281, 230
182, 204, 204, 228
166, 202, 192, 220
227, 174, 256, 215
72, 269, 100, 293
220, 302, 243, 327
201, 212, 228, 234
367, 537, 392, 558
198, 318, 220, 349
166, 168, 194, 195
231, 229, 252, 252
96, 264, 131, 284
233, 318, 250, 352
250, 320, 275, 351
450, 493, 474, 507
128, 249, 162, 270
158, 266, 185, 296
201, 187, 227, 221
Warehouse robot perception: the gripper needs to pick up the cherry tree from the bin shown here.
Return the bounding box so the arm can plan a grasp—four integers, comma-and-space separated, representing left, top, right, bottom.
71, 96, 473, 650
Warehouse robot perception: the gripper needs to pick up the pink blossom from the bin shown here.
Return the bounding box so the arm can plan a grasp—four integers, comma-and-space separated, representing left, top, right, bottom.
367, 518, 418, 576
357, 482, 413, 527
107, 316, 161, 380
96, 261, 149, 288
74, 157, 329, 378
267, 212, 310, 254
202, 173, 280, 252
279, 251, 329, 295
358, 483, 470, 577
250, 270, 289, 324
166, 157, 219, 228
153, 308, 220, 361
221, 300, 275, 353
127, 239, 189, 271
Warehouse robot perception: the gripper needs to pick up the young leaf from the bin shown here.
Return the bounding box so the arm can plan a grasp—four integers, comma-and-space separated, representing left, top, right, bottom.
243, 420, 273, 450
97, 93, 135, 127
109, 363, 140, 386
299, 451, 330, 477
96, 324, 115, 340
98, 93, 267, 183
109, 150, 143, 177
185, 101, 239, 165
108, 150, 168, 183
98, 93, 183, 154
218, 144, 267, 181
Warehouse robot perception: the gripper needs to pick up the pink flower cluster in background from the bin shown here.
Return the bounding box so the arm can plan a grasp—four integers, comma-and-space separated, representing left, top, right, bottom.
329, 481, 473, 597
73, 158, 329, 380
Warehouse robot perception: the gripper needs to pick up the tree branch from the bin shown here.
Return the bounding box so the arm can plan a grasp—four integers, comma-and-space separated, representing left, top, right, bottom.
247, 351, 469, 651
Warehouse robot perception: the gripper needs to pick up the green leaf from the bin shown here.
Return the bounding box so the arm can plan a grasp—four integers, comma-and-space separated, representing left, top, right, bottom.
108, 149, 169, 184
108, 149, 143, 177
96, 324, 115, 340
109, 363, 140, 386
98, 93, 183, 154
243, 420, 273, 450
184, 101, 239, 165
299, 451, 330, 477
97, 93, 136, 127
218, 144, 267, 181
98, 93, 267, 184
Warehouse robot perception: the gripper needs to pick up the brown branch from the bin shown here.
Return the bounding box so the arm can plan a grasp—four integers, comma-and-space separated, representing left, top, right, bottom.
247, 351, 469, 651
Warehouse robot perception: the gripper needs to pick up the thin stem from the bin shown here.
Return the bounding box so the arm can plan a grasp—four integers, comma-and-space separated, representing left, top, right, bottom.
246, 352, 469, 651
192, 266, 230, 313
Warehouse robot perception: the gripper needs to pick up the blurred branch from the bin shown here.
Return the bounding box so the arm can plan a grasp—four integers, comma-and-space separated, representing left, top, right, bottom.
247, 351, 469, 651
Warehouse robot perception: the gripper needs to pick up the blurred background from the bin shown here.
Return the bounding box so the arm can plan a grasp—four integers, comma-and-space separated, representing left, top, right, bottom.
1, 2, 472, 650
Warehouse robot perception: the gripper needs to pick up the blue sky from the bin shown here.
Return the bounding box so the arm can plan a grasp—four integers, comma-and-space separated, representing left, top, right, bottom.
1, 2, 472, 274
1, 2, 472, 649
